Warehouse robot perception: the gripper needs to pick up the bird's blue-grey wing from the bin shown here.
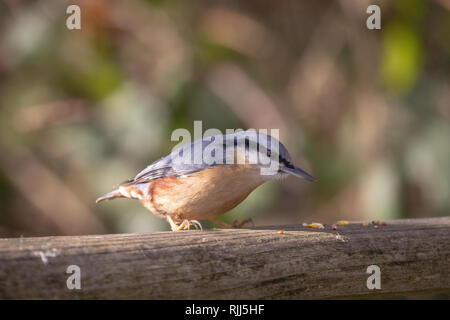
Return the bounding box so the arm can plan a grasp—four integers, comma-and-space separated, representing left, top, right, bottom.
123, 137, 223, 185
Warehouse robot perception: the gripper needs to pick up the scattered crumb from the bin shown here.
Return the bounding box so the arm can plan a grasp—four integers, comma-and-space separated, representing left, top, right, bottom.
372, 220, 379, 225
336, 220, 349, 226
373, 225, 379, 229
277, 230, 284, 235
331, 224, 337, 230
310, 223, 325, 229
363, 222, 369, 227
381, 221, 387, 226
303, 222, 325, 229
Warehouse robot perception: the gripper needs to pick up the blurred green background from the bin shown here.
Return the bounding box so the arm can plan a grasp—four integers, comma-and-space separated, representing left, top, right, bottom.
0, 0, 449, 237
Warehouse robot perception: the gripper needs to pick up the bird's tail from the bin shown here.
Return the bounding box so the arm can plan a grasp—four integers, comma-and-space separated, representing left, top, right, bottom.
95, 189, 123, 203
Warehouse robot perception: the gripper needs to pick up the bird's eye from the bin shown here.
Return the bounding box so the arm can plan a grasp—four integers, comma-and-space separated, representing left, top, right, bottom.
267, 149, 271, 157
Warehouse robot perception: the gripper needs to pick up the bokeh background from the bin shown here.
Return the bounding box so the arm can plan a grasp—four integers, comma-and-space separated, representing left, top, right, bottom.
0, 0, 449, 237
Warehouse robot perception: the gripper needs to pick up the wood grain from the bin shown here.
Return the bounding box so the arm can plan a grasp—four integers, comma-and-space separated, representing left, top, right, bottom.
0, 217, 449, 299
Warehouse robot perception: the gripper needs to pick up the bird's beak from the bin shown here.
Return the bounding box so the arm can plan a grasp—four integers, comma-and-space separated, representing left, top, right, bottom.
280, 165, 316, 182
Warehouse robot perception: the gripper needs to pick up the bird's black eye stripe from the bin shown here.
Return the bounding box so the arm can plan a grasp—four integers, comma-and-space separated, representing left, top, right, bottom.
279, 155, 294, 168
267, 149, 271, 157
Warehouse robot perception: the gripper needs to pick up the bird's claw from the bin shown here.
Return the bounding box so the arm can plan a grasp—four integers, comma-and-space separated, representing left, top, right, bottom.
167, 217, 203, 231
187, 219, 203, 230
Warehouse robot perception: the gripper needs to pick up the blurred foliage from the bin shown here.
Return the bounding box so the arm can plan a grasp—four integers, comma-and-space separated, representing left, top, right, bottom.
0, 0, 449, 237
381, 23, 423, 93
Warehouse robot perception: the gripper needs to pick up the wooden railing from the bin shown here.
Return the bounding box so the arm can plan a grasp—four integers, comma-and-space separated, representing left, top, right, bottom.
0, 217, 449, 299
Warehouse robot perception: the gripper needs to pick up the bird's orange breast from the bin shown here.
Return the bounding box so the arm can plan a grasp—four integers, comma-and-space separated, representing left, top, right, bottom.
140, 165, 267, 222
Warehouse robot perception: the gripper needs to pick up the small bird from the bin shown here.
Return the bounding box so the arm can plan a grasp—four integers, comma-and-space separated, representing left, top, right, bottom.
96, 131, 314, 231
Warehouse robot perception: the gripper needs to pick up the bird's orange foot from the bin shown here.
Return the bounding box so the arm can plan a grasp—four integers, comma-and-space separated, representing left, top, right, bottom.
166, 216, 202, 231
211, 217, 254, 229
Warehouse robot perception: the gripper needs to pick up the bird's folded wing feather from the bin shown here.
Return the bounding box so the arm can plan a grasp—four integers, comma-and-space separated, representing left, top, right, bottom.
121, 134, 248, 186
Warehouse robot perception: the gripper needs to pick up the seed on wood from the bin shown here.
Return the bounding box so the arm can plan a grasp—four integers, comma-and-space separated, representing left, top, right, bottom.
336, 220, 349, 226
277, 230, 284, 235
306, 223, 325, 229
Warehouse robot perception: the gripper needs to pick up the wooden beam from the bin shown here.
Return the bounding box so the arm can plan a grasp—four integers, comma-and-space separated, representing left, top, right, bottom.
0, 217, 449, 299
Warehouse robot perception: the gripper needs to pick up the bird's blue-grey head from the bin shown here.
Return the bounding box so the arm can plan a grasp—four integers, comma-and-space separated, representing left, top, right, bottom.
151, 130, 316, 181
235, 131, 315, 181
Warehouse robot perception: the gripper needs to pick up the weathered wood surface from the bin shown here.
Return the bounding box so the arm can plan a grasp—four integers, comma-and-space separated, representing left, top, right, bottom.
0, 217, 449, 299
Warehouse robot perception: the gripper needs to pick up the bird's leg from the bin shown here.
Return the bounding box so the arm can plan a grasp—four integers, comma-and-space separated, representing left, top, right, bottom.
232, 218, 254, 228
166, 216, 202, 231
210, 217, 233, 228
166, 216, 181, 231
211, 217, 253, 229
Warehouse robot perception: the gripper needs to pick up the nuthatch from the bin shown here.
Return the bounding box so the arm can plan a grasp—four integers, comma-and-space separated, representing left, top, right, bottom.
96, 131, 314, 231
